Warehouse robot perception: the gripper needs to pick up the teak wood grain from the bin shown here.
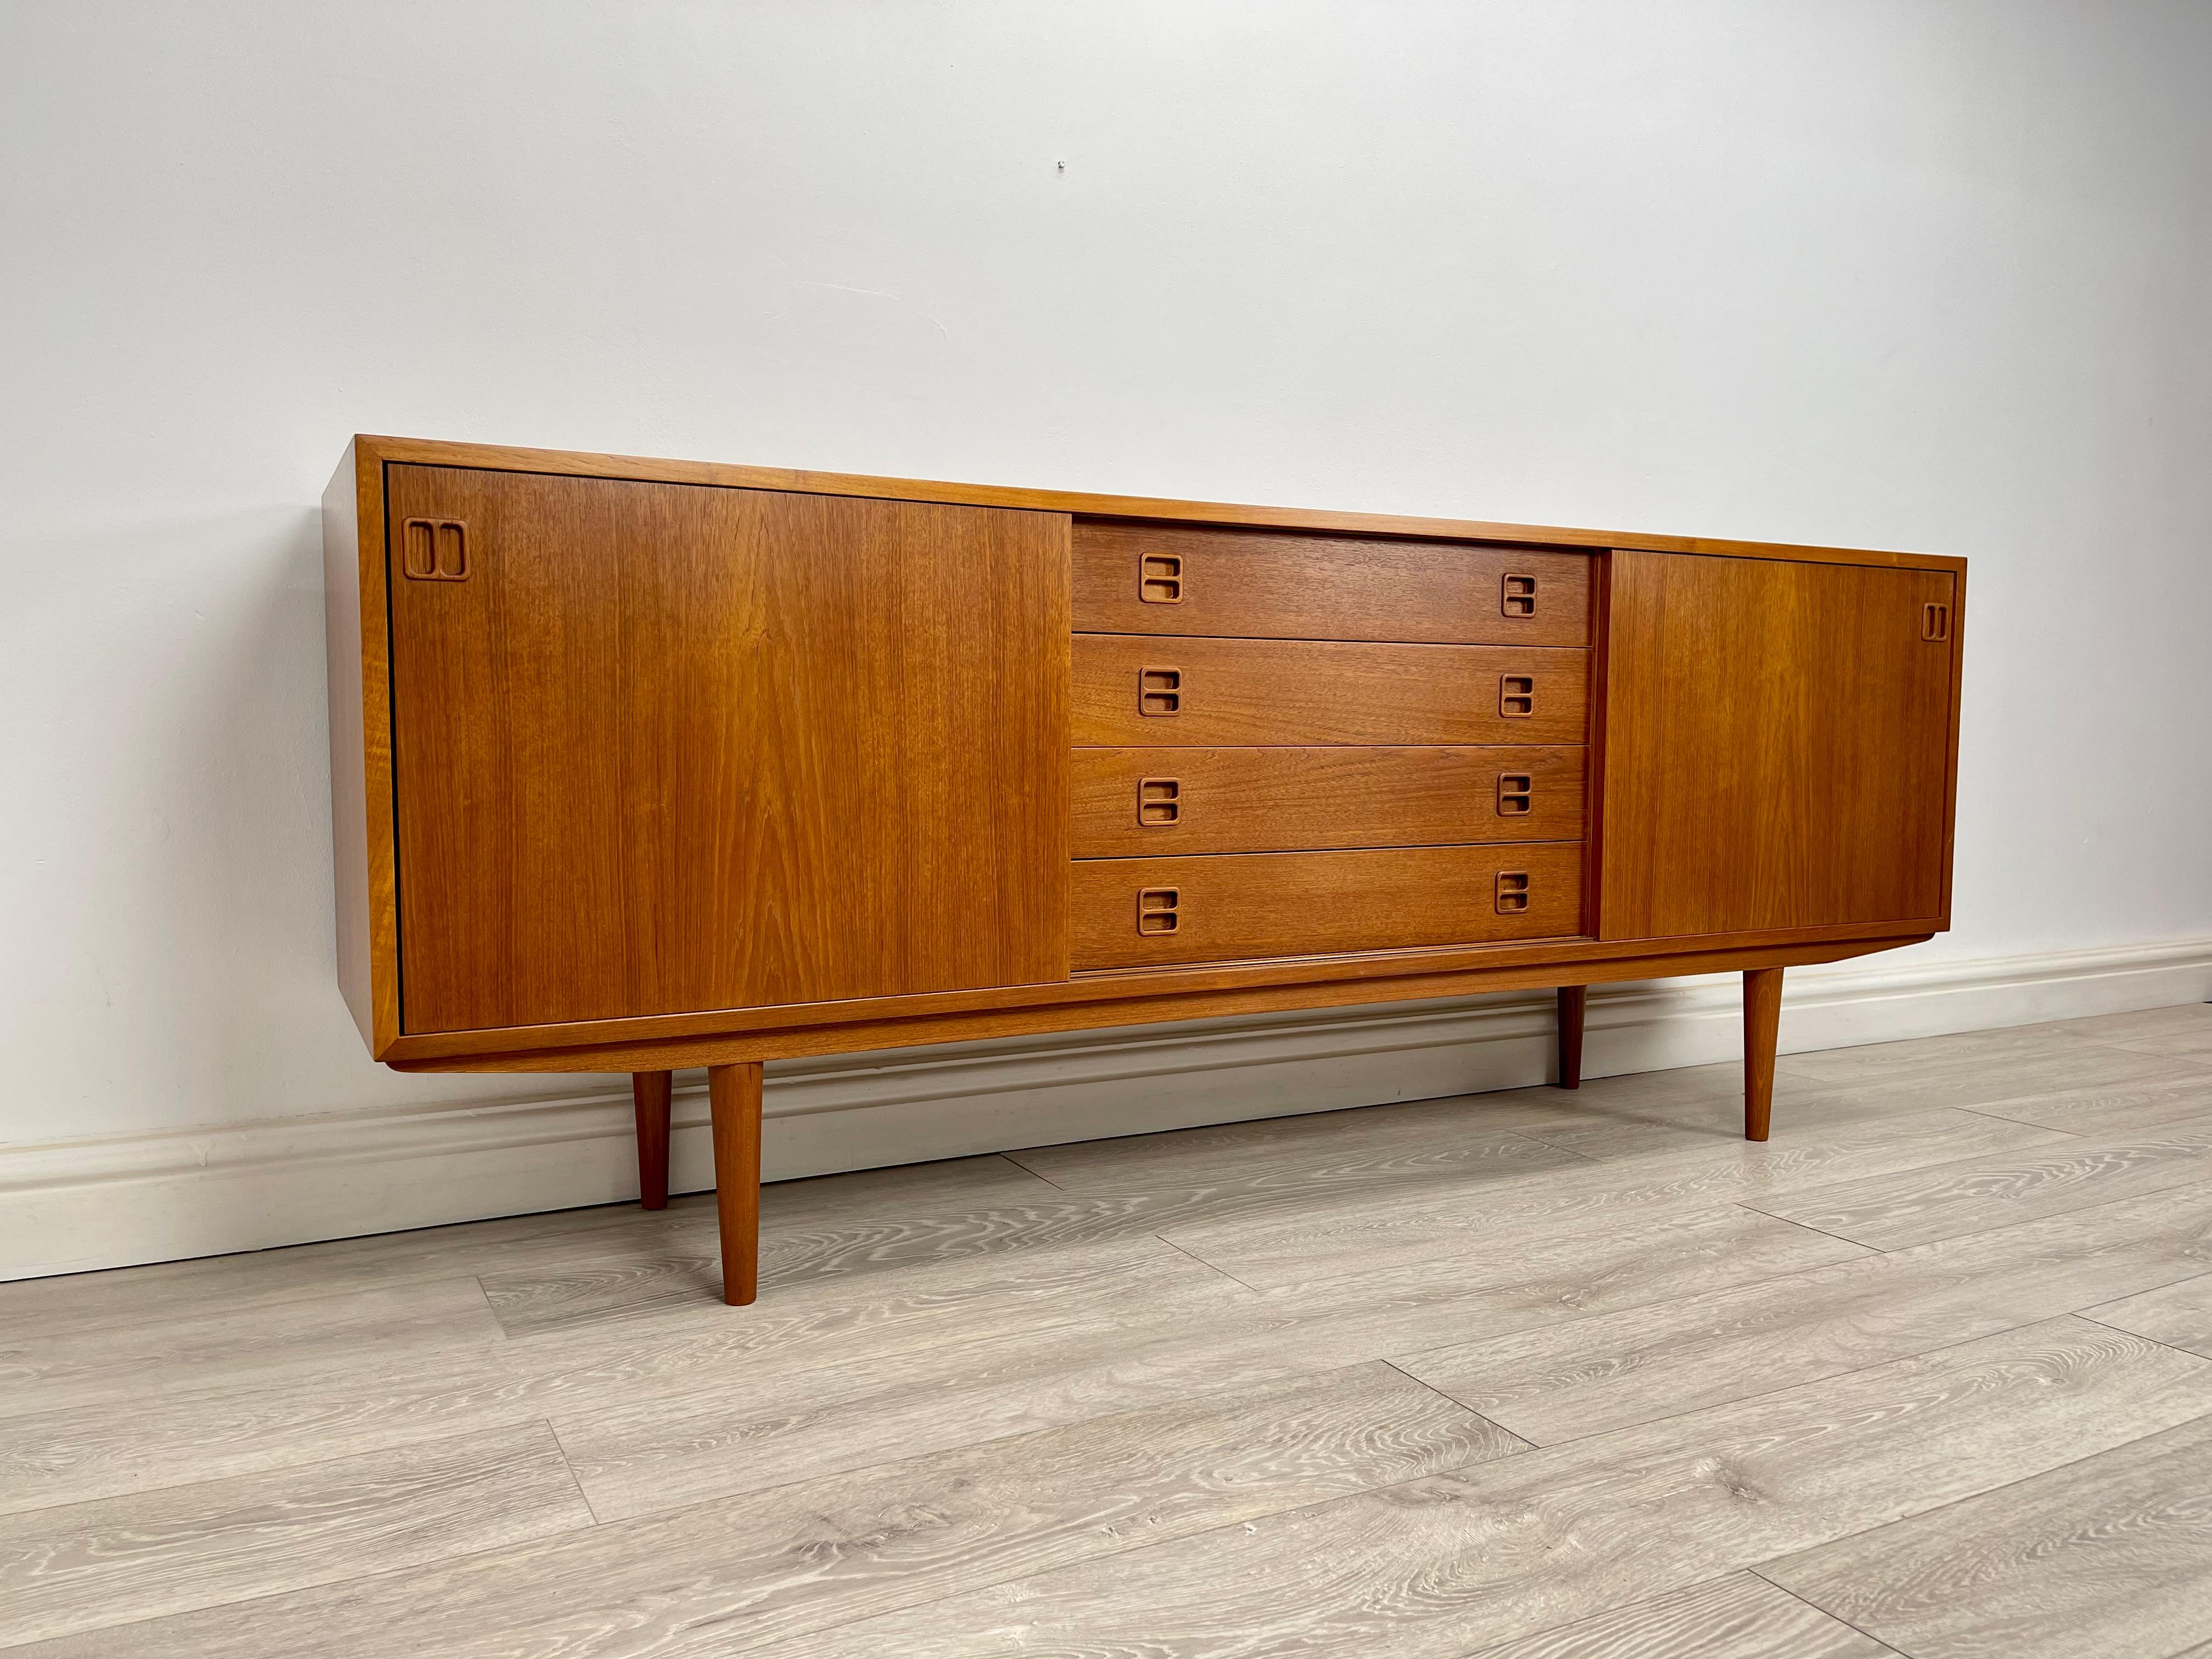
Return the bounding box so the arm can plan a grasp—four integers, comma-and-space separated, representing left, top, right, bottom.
1071, 520, 1592, 646
1071, 844, 1585, 970
1597, 550, 1957, 938
325, 436, 1965, 1319
1070, 744, 1587, 857
383, 466, 1071, 1032
326, 437, 1961, 1071
1071, 635, 1589, 747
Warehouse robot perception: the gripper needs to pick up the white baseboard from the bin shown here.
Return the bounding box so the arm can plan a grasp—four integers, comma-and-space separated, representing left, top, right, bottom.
4, 936, 2208, 1281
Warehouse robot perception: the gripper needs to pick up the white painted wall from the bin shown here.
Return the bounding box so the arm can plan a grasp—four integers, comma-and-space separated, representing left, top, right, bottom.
3, 2, 2209, 1268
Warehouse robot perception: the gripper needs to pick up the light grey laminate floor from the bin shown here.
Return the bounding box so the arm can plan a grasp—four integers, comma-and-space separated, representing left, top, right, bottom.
6, 1003, 2212, 1656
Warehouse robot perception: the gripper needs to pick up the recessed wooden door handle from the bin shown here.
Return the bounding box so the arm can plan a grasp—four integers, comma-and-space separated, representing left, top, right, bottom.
1921, 601, 1950, 642
1138, 667, 1182, 715
400, 518, 470, 581
1137, 887, 1180, 934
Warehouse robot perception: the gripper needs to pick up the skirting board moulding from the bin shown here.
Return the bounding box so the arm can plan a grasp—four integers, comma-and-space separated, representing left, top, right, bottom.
3, 935, 2208, 1281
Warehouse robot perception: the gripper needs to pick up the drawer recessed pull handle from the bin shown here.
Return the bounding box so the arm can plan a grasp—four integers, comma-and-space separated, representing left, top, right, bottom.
1502, 573, 1537, 617
1499, 674, 1536, 718
1496, 871, 1531, 915
1497, 774, 1533, 815
1137, 777, 1181, 826
1137, 887, 1181, 934
1139, 554, 1184, 603
1139, 667, 1182, 716
400, 518, 470, 581
1922, 601, 1950, 642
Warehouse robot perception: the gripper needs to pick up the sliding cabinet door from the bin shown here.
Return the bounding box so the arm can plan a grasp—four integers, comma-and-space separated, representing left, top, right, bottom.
385, 466, 1070, 1032
1597, 550, 1959, 940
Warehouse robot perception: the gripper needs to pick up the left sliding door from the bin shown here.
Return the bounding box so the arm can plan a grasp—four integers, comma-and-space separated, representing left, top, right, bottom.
384, 466, 1071, 1034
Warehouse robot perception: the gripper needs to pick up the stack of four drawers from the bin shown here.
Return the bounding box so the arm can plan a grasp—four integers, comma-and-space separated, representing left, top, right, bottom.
1067, 521, 1592, 971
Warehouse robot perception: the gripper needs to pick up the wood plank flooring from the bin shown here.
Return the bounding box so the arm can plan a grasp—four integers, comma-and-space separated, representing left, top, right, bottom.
2, 1001, 2210, 1656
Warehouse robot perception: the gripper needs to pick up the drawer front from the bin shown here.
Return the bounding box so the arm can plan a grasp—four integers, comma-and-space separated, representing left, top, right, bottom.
1073, 844, 1584, 969
1073, 635, 1587, 746
1074, 521, 1590, 646
1072, 746, 1586, 857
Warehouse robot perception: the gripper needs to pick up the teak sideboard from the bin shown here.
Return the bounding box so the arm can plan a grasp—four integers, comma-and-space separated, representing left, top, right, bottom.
324, 436, 1966, 1306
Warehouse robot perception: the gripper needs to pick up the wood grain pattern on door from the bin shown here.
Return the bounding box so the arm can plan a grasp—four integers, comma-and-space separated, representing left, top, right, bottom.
1596, 551, 1956, 939
385, 467, 1071, 1031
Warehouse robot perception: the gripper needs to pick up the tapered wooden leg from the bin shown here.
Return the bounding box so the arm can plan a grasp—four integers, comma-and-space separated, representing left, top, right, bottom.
1743, 967, 1783, 1142
708, 1061, 764, 1307
630, 1071, 672, 1210
1556, 985, 1587, 1090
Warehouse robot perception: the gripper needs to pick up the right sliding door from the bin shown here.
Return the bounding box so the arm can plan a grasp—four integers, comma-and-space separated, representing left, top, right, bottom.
1596, 550, 1959, 940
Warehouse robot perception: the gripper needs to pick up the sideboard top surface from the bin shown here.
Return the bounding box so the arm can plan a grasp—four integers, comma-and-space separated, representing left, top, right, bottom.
347, 435, 1965, 574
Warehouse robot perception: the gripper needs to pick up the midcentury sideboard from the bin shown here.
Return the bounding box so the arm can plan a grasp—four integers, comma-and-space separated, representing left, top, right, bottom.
324, 436, 1965, 1306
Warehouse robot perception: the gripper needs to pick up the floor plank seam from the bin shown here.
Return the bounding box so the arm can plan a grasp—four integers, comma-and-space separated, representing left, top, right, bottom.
1944, 1097, 2114, 1131
1742, 1565, 1911, 1656
0, 1412, 551, 1527
1470, 1308, 2134, 1453
540, 1353, 1414, 1533
995, 1149, 1071, 1190
1723, 1201, 1887, 1257
2078, 1043, 2212, 1074
1469, 1123, 1613, 1167
1363, 1232, 1892, 1390
465, 1272, 521, 1341
538, 1416, 605, 1526
1738, 1136, 2212, 1255
2069, 1265, 2212, 1328
1737, 1389, 2212, 1624
0, 1512, 604, 1656
1149, 1232, 1269, 1293
2073, 1306, 2212, 1359
1374, 1358, 1536, 1455
1954, 1100, 2109, 1132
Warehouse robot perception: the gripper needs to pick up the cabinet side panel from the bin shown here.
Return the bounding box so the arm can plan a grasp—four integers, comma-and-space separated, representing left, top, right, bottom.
321, 439, 396, 1051
1598, 550, 1955, 939
385, 469, 1068, 1031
